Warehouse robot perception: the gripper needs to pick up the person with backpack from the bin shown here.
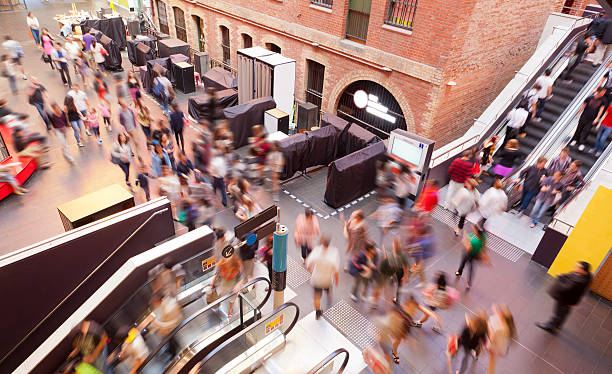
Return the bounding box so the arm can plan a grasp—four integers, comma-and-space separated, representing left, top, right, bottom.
453, 311, 489, 374
455, 224, 491, 290
153, 70, 173, 115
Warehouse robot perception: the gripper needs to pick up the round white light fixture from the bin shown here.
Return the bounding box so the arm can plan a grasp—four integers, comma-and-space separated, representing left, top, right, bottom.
353, 90, 368, 109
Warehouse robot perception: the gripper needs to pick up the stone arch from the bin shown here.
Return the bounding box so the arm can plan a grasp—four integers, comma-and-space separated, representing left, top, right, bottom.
327, 71, 415, 133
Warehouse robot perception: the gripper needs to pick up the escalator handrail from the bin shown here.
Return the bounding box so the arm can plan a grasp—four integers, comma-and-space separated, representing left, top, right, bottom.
503, 52, 612, 186
196, 302, 300, 373
306, 348, 350, 374
137, 276, 271, 372
101, 245, 216, 329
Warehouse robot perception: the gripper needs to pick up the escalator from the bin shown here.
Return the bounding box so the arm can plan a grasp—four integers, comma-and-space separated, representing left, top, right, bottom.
137, 277, 271, 374
192, 303, 299, 374
520, 62, 597, 156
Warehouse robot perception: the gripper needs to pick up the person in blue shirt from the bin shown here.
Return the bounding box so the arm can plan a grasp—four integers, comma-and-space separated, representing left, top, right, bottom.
151, 144, 171, 177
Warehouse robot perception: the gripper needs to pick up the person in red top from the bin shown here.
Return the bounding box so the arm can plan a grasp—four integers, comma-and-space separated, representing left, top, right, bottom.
415, 179, 439, 213
594, 103, 612, 156
444, 151, 473, 209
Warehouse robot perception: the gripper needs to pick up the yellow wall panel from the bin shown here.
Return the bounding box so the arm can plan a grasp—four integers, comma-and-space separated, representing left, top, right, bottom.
548, 186, 612, 277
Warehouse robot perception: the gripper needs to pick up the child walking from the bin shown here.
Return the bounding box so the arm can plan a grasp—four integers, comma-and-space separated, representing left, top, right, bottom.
99, 100, 112, 132
86, 107, 102, 144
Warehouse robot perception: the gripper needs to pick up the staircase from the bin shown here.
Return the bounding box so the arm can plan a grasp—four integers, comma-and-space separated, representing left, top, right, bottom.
521, 61, 597, 157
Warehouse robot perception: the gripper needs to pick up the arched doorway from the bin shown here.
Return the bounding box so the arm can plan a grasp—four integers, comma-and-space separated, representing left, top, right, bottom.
337, 80, 406, 139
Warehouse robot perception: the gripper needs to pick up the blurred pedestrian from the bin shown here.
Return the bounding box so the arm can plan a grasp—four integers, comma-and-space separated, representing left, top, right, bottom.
306, 234, 340, 319
119, 99, 141, 155
1, 54, 17, 94
151, 143, 171, 177
209, 148, 228, 207
47, 102, 75, 163
349, 242, 378, 303
235, 194, 261, 222
593, 103, 612, 157
445, 151, 473, 209
529, 170, 563, 228
28, 77, 51, 130
65, 37, 81, 76
41, 28, 55, 70
342, 210, 369, 270
135, 164, 151, 201
547, 147, 572, 174
563, 33, 590, 81
127, 71, 142, 107
478, 178, 507, 227
267, 141, 284, 200
533, 69, 554, 121
491, 139, 521, 178
258, 235, 274, 283
68, 321, 113, 374
111, 133, 132, 186
169, 102, 185, 152
0, 162, 27, 195
378, 236, 409, 303
250, 124, 269, 185
453, 311, 489, 374
153, 70, 173, 115
294, 208, 320, 263
91, 40, 107, 74
2, 35, 25, 79
76, 51, 90, 88
86, 107, 101, 144
418, 272, 459, 333
487, 303, 517, 374
536, 261, 591, 335
136, 102, 151, 140
456, 224, 490, 290
516, 157, 548, 215
502, 101, 529, 149
94, 72, 109, 106
52, 42, 72, 87
414, 179, 439, 214
99, 98, 112, 132
451, 178, 480, 236
26, 12, 40, 47
64, 95, 85, 147
210, 254, 244, 317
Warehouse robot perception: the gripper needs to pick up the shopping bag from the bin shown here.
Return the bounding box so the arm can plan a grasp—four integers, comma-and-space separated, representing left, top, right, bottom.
206, 287, 219, 304
363, 345, 390, 374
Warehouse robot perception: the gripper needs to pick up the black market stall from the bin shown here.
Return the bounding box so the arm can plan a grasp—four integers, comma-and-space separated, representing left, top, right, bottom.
98, 33, 123, 71
223, 96, 276, 148
127, 37, 157, 66
79, 16, 127, 49
188, 89, 239, 120
203, 67, 238, 91
324, 141, 387, 208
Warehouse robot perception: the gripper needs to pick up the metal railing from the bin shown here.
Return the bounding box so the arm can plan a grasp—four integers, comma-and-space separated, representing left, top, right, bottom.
346, 9, 369, 42
385, 0, 418, 30
210, 56, 237, 76
311, 0, 333, 8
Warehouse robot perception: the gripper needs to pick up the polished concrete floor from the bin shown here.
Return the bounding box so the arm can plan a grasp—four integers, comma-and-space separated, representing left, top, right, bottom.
0, 2, 611, 374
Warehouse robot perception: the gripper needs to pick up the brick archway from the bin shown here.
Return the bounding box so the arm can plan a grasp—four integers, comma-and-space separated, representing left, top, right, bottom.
327, 71, 415, 133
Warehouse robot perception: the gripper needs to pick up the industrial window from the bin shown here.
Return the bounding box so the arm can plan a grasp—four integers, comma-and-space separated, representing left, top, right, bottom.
173, 7, 187, 42
220, 26, 231, 65
311, 0, 333, 8
385, 0, 418, 30
346, 0, 371, 42
156, 0, 170, 35
266, 43, 281, 54
306, 59, 325, 112
242, 33, 253, 49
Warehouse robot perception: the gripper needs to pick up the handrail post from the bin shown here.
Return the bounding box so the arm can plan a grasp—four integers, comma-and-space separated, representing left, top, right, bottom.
239, 293, 244, 326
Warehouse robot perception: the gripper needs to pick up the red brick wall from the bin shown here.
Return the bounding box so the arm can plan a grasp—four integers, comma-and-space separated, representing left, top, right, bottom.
156, 0, 567, 145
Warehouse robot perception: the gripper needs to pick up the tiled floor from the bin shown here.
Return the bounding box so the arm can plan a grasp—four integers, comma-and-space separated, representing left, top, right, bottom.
1, 2, 611, 374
